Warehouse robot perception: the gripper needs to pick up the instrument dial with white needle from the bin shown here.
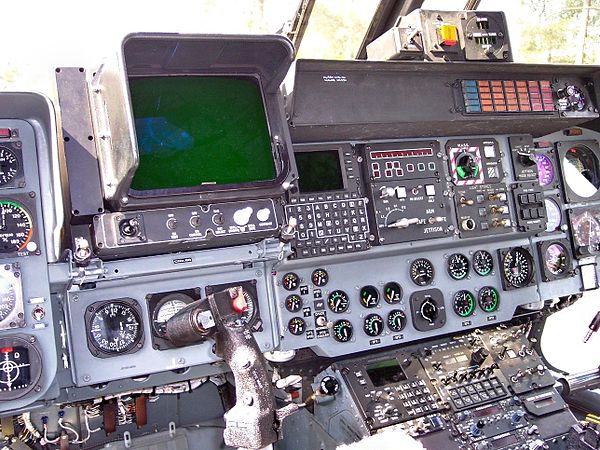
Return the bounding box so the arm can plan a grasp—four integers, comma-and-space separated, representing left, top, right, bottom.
327, 290, 349, 313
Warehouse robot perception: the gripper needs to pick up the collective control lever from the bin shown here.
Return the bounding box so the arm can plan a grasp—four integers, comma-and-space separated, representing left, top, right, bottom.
164, 287, 298, 449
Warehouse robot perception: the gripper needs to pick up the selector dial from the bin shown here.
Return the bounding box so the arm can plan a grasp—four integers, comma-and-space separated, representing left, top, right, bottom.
410, 259, 435, 286
282, 273, 300, 291
420, 298, 438, 323
327, 290, 350, 313
288, 317, 306, 335
311, 269, 329, 287
332, 319, 353, 342
452, 290, 476, 317
387, 309, 407, 332
383, 282, 402, 304
363, 314, 384, 337
285, 295, 303, 313
359, 285, 379, 308
448, 253, 470, 280
478, 287, 500, 313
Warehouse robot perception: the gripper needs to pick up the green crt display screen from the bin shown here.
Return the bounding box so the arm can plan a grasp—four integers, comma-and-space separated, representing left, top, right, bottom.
128, 76, 276, 191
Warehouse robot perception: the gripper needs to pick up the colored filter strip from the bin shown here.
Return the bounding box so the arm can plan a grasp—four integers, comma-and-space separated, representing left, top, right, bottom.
461, 79, 555, 113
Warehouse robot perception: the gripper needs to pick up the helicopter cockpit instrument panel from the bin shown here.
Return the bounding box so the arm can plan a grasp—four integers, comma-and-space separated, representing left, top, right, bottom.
0, 13, 599, 450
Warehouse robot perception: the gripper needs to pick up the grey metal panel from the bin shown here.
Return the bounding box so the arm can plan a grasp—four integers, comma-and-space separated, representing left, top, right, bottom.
55, 67, 104, 218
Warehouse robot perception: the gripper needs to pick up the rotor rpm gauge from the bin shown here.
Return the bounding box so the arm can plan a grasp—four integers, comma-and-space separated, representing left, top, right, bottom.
88, 301, 143, 356
452, 290, 475, 317
410, 259, 434, 286
501, 247, 534, 289
0, 147, 19, 186
0, 201, 33, 254
472, 250, 494, 276
447, 253, 469, 280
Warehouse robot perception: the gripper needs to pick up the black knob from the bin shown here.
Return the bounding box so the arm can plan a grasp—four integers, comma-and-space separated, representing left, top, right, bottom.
319, 376, 340, 396
471, 347, 490, 367
477, 419, 485, 429
517, 151, 536, 167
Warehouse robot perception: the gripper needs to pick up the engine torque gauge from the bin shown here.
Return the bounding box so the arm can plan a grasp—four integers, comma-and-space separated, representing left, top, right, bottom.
327, 290, 349, 313
473, 250, 494, 276
452, 290, 475, 317
448, 253, 469, 280
501, 247, 534, 289
478, 287, 500, 313
332, 319, 353, 342
387, 309, 406, 332
0, 201, 33, 254
410, 258, 434, 286
360, 285, 379, 308
87, 301, 143, 357
363, 314, 384, 337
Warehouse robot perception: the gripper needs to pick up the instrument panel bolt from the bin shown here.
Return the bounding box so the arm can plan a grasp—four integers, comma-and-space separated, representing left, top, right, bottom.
83, 375, 91, 382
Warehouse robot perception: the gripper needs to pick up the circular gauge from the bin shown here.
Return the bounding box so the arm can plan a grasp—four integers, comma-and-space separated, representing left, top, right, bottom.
419, 298, 438, 323
387, 309, 407, 332
563, 146, 600, 198
472, 250, 494, 276
151, 294, 189, 336
544, 243, 570, 276
285, 294, 303, 313
502, 247, 534, 288
478, 287, 500, 313
452, 290, 475, 317
410, 259, 435, 286
282, 273, 300, 291
536, 153, 555, 187
0, 274, 16, 322
327, 290, 350, 313
571, 210, 600, 253
544, 198, 562, 233
383, 282, 402, 304
89, 302, 143, 355
332, 319, 353, 342
238, 289, 257, 325
360, 285, 379, 308
287, 317, 306, 336
311, 269, 329, 287
0, 336, 42, 401
448, 253, 470, 280
0, 147, 19, 186
363, 314, 384, 337
0, 201, 33, 254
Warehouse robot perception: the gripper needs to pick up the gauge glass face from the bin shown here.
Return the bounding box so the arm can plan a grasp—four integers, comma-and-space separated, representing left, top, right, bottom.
410, 259, 434, 286
282, 273, 300, 291
0, 275, 16, 322
478, 287, 499, 313
287, 317, 306, 335
285, 295, 303, 313
311, 269, 329, 287
360, 285, 379, 308
448, 253, 469, 280
332, 319, 353, 342
502, 248, 534, 288
152, 297, 188, 335
536, 153, 555, 187
0, 201, 33, 254
563, 146, 600, 198
327, 290, 349, 313
89, 302, 142, 354
571, 210, 600, 252
387, 309, 406, 332
472, 250, 493, 276
544, 198, 562, 232
452, 290, 475, 317
383, 282, 402, 304
363, 314, 384, 337
545, 243, 569, 276
0, 147, 19, 186
0, 346, 31, 392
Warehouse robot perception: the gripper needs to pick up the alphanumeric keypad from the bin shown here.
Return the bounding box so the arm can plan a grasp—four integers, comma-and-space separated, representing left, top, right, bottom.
447, 376, 507, 410
286, 193, 370, 258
